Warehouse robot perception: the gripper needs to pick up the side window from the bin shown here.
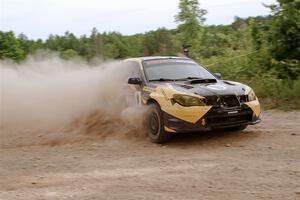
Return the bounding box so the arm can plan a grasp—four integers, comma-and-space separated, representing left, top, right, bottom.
126, 61, 143, 104
128, 61, 142, 78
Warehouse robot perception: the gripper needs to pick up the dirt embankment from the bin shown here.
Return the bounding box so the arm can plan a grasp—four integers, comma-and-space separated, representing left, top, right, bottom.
0, 110, 299, 200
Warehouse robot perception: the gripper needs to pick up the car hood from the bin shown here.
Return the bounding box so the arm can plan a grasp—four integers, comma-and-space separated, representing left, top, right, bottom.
149, 80, 248, 97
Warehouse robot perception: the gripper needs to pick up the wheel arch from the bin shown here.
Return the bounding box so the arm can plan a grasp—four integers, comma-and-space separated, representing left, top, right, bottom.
146, 98, 160, 107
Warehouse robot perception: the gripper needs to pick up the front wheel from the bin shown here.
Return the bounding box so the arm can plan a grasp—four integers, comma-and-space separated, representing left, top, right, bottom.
147, 104, 172, 143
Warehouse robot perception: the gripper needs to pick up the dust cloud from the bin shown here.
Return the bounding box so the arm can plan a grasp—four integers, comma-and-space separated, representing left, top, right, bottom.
0, 55, 146, 140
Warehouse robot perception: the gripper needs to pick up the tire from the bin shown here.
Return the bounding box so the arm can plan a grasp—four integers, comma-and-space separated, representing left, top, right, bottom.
147, 103, 172, 143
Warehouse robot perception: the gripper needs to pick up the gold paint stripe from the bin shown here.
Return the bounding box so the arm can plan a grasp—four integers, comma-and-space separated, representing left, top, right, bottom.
246, 99, 261, 117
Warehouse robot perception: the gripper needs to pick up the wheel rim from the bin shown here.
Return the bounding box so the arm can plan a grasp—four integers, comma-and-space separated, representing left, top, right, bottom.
149, 112, 159, 136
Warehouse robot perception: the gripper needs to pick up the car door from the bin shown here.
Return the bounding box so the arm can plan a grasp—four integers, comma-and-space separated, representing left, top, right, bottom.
126, 61, 143, 106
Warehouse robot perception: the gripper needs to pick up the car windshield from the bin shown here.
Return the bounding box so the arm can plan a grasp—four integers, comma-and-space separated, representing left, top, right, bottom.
143, 59, 216, 81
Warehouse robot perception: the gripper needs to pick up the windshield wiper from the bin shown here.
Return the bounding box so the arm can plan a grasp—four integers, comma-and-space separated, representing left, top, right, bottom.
149, 78, 176, 82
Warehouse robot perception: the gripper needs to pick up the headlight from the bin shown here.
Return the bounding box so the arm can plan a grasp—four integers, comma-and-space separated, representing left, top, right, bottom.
173, 94, 206, 107
247, 90, 257, 102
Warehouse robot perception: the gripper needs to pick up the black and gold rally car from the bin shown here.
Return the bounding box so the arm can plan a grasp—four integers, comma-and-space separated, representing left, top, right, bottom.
125, 57, 261, 143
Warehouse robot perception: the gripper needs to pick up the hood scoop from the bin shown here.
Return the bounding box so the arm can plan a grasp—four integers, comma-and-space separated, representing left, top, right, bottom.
190, 79, 217, 84
223, 81, 236, 86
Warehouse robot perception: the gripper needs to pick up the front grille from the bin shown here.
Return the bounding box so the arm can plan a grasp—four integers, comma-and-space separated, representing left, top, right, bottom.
204, 106, 253, 127
205, 95, 240, 107
238, 95, 249, 103
206, 113, 252, 125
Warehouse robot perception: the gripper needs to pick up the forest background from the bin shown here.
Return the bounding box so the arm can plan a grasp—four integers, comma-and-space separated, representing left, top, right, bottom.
1, 0, 299, 109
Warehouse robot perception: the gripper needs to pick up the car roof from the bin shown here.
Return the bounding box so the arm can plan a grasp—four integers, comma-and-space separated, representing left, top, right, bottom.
124, 56, 191, 62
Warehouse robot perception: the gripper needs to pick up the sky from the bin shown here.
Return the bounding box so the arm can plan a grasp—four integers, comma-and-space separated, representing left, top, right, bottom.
0, 0, 277, 40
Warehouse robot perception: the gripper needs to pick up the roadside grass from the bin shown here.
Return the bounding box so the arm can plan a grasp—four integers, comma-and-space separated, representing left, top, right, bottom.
234, 75, 300, 110
252, 79, 300, 110
230, 77, 300, 110
259, 98, 300, 110
202, 54, 300, 110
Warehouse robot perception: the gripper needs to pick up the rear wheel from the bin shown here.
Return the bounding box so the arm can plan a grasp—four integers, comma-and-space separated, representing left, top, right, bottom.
147, 103, 172, 143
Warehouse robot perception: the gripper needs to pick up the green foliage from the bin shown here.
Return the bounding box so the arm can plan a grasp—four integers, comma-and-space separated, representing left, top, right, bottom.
175, 0, 207, 47
204, 49, 300, 109
250, 20, 264, 50
259, 0, 300, 79
60, 49, 79, 59
89, 28, 103, 58
248, 78, 300, 110
0, 31, 25, 62
195, 26, 233, 58
143, 28, 178, 56
18, 33, 44, 57
271, 59, 300, 79
0, 0, 299, 108
268, 0, 300, 61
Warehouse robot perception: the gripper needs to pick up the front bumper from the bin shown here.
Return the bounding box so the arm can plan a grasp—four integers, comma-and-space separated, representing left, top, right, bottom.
163, 105, 261, 133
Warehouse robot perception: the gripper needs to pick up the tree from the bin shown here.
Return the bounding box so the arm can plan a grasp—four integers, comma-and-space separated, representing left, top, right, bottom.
155, 28, 176, 55
89, 28, 103, 59
18, 33, 44, 56
142, 28, 176, 56
266, 0, 300, 79
175, 0, 207, 47
60, 49, 79, 59
0, 31, 25, 62
268, 0, 300, 61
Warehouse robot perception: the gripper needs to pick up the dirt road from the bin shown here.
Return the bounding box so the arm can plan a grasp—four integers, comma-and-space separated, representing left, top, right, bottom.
0, 110, 299, 200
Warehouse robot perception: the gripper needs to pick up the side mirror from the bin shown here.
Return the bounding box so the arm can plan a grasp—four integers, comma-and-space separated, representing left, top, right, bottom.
214, 73, 221, 79
128, 77, 142, 85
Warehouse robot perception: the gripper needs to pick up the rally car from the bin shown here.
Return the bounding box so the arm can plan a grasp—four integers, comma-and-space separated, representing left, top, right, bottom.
125, 56, 261, 143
